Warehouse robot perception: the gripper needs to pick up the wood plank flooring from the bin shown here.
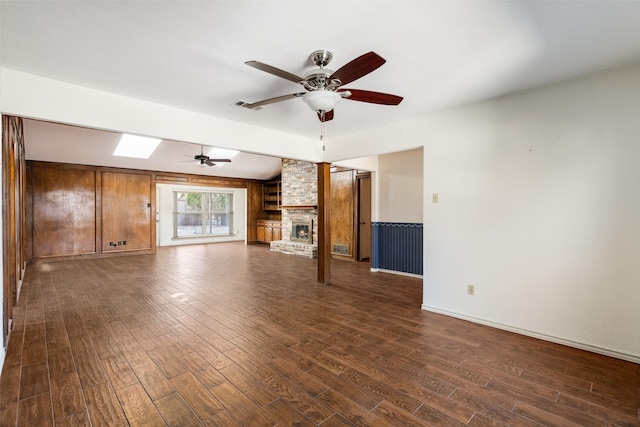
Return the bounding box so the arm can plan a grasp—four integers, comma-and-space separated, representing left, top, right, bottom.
1, 242, 639, 426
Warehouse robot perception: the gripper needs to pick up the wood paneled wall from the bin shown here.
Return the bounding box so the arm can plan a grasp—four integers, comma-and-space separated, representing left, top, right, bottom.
31, 166, 97, 257
2, 116, 27, 346
26, 161, 266, 262
27, 163, 155, 260
101, 171, 152, 252
247, 181, 265, 242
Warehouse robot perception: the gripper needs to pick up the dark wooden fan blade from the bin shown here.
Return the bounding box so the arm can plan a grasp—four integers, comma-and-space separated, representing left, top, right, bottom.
245, 61, 305, 84
208, 159, 231, 163
317, 109, 334, 122
242, 92, 306, 109
329, 52, 386, 86
204, 159, 216, 166
339, 89, 403, 105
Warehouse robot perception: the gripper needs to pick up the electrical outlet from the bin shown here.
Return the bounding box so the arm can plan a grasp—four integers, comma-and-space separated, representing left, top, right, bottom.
467, 284, 475, 296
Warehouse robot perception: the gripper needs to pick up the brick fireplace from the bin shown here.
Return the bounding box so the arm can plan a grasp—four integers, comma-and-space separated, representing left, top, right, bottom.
270, 159, 318, 259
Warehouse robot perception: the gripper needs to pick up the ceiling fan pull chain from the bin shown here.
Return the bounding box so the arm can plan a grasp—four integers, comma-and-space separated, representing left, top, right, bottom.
320, 111, 325, 149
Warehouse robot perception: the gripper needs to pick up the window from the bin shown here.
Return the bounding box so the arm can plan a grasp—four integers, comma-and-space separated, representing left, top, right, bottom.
173, 191, 233, 237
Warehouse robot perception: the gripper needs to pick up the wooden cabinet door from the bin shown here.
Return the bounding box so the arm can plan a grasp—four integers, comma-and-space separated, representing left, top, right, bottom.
257, 223, 266, 242
101, 172, 152, 252
331, 169, 355, 257
272, 225, 282, 241
257, 220, 280, 243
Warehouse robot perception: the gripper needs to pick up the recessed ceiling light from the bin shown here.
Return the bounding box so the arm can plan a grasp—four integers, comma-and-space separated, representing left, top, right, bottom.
114, 134, 161, 159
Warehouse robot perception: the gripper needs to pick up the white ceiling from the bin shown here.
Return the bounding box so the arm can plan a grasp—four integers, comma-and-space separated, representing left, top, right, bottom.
21, 118, 284, 180
3, 1, 640, 178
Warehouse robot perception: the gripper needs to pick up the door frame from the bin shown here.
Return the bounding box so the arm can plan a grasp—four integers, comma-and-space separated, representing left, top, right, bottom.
356, 172, 372, 262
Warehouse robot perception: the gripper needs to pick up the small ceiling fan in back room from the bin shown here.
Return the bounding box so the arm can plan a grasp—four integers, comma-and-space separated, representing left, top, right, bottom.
238, 50, 403, 128
187, 145, 232, 167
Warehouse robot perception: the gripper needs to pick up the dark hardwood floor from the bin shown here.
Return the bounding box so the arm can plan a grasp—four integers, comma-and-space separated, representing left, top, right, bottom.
1, 242, 639, 426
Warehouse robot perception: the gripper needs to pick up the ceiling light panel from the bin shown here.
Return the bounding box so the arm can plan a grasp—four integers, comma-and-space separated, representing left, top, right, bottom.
114, 134, 161, 159
207, 147, 239, 159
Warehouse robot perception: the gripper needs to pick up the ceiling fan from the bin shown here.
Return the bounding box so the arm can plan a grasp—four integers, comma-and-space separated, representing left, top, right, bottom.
239, 50, 403, 122
188, 146, 232, 167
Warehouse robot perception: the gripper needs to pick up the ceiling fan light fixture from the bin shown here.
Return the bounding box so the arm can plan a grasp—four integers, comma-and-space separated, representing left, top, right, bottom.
302, 90, 342, 112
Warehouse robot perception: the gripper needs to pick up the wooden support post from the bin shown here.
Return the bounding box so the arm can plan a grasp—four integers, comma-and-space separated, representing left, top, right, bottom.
317, 162, 331, 284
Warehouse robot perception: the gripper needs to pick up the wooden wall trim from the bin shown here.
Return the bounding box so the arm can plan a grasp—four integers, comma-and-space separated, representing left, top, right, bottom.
2, 116, 26, 347
27, 160, 262, 188
96, 170, 103, 257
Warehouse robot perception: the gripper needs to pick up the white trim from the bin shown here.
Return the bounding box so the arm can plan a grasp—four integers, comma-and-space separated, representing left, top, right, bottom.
0, 112, 4, 378
156, 183, 246, 247
422, 305, 640, 365
370, 268, 423, 279
0, 346, 5, 378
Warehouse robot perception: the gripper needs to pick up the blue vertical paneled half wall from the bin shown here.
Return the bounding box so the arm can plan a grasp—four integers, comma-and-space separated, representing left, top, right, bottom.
371, 222, 423, 275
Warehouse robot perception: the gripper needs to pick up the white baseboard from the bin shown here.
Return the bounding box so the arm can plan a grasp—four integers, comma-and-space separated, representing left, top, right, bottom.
370, 268, 423, 279
422, 305, 640, 365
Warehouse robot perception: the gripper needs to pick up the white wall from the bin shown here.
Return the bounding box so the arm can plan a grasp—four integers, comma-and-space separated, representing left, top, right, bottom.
329, 62, 640, 363
377, 148, 423, 223
0, 112, 4, 373
332, 155, 379, 172
156, 183, 246, 246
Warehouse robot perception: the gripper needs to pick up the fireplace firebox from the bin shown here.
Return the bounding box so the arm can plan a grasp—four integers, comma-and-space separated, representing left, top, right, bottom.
291, 220, 312, 243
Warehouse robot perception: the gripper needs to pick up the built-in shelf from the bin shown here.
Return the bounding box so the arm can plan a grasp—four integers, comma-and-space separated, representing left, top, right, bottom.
281, 205, 318, 209
263, 179, 281, 211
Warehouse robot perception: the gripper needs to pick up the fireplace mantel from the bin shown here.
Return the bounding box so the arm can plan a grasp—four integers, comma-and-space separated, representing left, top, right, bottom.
281, 205, 317, 209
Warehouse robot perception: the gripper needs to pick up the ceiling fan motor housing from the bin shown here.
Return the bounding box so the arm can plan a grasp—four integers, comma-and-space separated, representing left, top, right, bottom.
302, 69, 341, 91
